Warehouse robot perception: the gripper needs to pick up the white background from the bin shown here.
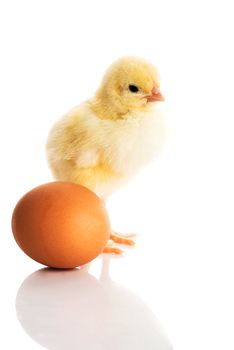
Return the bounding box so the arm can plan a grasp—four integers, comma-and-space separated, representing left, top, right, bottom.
0, 0, 234, 349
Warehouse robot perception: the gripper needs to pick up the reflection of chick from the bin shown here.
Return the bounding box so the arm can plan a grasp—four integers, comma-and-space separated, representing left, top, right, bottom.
47, 56, 166, 253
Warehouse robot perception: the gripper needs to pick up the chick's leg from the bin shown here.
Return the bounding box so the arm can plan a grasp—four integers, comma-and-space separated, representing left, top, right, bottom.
101, 197, 137, 248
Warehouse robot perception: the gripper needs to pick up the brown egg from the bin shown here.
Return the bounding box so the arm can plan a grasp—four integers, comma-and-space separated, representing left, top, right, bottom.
12, 182, 110, 268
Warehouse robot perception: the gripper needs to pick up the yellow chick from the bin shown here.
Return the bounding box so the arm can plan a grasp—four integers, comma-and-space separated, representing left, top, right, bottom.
46, 56, 166, 254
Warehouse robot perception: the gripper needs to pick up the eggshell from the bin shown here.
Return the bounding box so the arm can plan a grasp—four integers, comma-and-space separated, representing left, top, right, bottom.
12, 182, 110, 268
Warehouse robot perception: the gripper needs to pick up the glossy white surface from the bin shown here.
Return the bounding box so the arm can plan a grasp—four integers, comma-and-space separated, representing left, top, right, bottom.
1, 1, 234, 349
16, 259, 171, 350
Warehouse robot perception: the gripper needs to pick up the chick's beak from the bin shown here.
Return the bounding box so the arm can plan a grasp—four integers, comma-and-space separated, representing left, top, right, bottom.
147, 87, 164, 102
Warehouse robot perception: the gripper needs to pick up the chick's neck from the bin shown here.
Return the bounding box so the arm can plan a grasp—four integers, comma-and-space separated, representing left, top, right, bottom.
90, 94, 130, 121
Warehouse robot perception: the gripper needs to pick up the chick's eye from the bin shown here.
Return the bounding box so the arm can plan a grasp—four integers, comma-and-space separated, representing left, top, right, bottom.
128, 84, 139, 93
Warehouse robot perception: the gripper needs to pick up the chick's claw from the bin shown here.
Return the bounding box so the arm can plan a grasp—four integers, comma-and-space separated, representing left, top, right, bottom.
110, 231, 136, 246
102, 245, 123, 255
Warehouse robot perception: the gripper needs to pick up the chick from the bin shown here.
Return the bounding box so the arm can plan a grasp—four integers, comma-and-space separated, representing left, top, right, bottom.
46, 56, 166, 254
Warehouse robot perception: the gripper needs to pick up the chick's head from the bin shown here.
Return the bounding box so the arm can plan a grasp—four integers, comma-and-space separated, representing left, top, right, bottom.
95, 56, 164, 116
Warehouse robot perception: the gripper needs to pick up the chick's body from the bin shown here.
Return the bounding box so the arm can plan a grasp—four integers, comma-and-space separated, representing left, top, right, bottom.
47, 56, 166, 199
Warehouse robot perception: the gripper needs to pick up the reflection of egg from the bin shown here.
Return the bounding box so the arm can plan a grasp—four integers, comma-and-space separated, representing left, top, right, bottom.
12, 182, 110, 268
16, 266, 173, 350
